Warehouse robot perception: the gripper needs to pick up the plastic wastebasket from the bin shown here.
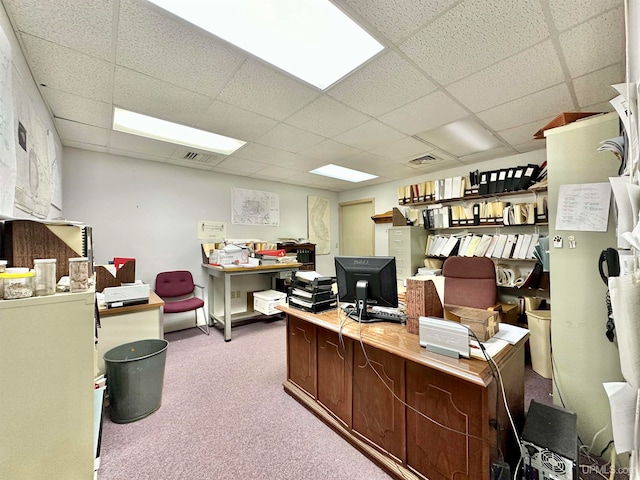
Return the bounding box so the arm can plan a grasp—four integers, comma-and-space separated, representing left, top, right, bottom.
104, 339, 169, 424
526, 310, 552, 379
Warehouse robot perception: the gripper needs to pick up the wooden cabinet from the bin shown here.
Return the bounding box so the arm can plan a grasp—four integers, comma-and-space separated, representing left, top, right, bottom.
387, 226, 428, 283
277, 242, 316, 271
0, 291, 96, 480
283, 306, 526, 479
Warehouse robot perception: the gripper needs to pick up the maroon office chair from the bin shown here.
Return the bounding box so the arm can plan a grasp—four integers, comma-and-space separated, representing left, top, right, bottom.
441, 256, 499, 310
155, 270, 209, 335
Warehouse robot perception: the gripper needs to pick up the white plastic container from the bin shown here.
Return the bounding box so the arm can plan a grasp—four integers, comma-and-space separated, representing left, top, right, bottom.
253, 289, 287, 315
526, 310, 552, 379
69, 257, 90, 293
34, 258, 57, 296
1, 270, 35, 299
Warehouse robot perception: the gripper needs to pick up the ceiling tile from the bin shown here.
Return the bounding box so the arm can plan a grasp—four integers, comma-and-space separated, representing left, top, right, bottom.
213, 156, 270, 175
231, 142, 302, 167
255, 123, 324, 153
117, 0, 244, 98
250, 164, 299, 181
327, 50, 437, 116
3, 0, 114, 60
573, 63, 625, 108
64, 141, 108, 154
216, 59, 319, 121
560, 6, 624, 78
20, 34, 113, 103
498, 117, 554, 146
399, 0, 549, 85
514, 140, 545, 154
285, 96, 370, 137
548, 0, 622, 31
339, 0, 459, 43
55, 118, 109, 146
333, 120, 406, 151
581, 101, 615, 113
42, 88, 112, 129
113, 67, 212, 126
478, 83, 575, 131
369, 136, 434, 162
379, 90, 468, 135
299, 139, 362, 162
446, 41, 565, 113
197, 101, 278, 142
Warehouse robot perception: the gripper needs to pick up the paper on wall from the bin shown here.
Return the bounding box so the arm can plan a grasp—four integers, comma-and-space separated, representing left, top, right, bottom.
604, 382, 640, 453
610, 176, 634, 249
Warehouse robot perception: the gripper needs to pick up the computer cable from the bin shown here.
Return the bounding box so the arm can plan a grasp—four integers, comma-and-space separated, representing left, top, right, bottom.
352, 316, 495, 445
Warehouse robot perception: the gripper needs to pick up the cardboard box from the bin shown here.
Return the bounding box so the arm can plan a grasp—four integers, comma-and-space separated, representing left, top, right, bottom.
253, 289, 287, 316
498, 302, 519, 325
444, 304, 499, 342
405, 277, 443, 335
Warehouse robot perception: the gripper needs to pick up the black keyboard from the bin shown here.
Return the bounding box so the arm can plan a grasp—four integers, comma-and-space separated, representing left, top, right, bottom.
360, 309, 406, 324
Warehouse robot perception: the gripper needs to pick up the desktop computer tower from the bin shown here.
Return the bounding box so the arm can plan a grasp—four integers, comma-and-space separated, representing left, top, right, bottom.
521, 400, 578, 480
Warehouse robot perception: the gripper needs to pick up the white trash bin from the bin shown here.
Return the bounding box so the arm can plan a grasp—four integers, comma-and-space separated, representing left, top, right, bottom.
526, 310, 552, 378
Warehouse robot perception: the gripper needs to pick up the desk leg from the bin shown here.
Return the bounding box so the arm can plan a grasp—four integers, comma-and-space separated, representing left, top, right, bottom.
224, 273, 232, 342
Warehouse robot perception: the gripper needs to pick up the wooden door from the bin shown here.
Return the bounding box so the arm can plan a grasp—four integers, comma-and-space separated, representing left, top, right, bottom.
339, 198, 374, 255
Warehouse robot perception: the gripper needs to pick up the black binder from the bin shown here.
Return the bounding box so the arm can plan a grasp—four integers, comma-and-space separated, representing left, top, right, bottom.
496, 169, 507, 193
488, 170, 499, 194
478, 171, 489, 195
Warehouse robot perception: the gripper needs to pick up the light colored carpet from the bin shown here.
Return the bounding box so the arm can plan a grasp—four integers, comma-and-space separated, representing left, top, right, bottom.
98, 319, 393, 480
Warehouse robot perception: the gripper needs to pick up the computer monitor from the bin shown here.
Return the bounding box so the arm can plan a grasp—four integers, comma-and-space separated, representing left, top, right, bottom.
334, 256, 398, 322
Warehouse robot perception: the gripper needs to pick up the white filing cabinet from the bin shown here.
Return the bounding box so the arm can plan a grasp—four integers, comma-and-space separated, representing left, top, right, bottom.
0, 290, 95, 480
387, 226, 428, 284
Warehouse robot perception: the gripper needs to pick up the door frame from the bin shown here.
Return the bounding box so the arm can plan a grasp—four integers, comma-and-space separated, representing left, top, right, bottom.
338, 198, 375, 255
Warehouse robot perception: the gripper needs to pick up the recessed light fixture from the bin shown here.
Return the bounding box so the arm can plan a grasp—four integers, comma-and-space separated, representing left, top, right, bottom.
309, 164, 378, 182
112, 108, 246, 155
147, 0, 384, 90
417, 118, 503, 157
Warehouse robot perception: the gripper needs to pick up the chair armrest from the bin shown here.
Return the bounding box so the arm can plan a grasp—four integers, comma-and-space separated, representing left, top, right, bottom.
194, 283, 205, 299
487, 304, 502, 312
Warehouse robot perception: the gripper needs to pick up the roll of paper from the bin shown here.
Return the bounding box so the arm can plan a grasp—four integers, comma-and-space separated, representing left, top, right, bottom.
609, 274, 640, 389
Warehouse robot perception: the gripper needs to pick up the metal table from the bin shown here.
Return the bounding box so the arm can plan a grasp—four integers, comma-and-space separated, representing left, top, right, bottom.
202, 263, 301, 341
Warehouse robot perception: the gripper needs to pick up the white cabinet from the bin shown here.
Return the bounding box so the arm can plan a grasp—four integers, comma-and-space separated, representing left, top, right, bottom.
387, 226, 428, 282
0, 291, 95, 480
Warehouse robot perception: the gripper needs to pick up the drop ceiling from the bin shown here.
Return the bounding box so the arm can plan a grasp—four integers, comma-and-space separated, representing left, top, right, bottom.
1, 0, 625, 192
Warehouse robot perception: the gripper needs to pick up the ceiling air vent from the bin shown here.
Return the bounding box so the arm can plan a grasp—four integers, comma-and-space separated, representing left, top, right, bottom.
183, 151, 218, 164
409, 154, 438, 165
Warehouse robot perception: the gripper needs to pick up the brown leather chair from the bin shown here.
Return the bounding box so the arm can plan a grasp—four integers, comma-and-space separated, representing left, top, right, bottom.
441, 256, 499, 310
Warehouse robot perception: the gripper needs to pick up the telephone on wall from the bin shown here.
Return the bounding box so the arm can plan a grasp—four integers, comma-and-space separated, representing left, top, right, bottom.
598, 248, 620, 342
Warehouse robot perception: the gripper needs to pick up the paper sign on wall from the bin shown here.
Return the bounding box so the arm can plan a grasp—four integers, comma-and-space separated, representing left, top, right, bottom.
555, 182, 611, 232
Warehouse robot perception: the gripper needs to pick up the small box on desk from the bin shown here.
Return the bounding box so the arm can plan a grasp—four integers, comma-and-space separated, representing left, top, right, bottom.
253, 290, 287, 316
444, 304, 499, 342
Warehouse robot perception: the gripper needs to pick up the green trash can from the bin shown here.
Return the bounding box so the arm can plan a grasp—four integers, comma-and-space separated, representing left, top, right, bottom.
104, 339, 169, 424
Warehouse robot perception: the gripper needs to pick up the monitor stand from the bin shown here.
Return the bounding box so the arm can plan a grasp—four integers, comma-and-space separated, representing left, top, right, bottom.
353, 279, 404, 324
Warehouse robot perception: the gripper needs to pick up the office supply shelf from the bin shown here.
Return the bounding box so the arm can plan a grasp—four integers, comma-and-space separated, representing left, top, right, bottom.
399, 186, 547, 208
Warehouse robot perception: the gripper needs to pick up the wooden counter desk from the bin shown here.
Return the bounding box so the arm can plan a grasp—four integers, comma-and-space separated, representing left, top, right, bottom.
279, 305, 526, 480
96, 291, 165, 374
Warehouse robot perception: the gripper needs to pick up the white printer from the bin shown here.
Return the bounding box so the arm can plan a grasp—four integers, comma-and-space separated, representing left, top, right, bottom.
103, 283, 150, 308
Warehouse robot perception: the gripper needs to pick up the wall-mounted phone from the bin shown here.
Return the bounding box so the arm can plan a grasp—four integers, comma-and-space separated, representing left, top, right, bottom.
598, 247, 620, 285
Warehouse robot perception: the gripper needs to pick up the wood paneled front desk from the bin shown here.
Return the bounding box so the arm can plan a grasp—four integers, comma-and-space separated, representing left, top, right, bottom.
280, 305, 526, 480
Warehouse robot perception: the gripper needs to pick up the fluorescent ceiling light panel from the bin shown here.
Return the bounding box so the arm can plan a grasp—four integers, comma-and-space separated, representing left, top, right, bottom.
113, 108, 246, 155
418, 118, 504, 157
147, 0, 384, 89
309, 164, 378, 182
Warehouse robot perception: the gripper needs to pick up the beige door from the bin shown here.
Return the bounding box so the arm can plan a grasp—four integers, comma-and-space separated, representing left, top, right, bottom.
339, 198, 374, 255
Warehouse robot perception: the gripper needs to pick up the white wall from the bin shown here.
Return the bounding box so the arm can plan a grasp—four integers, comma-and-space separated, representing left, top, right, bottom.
62, 148, 340, 290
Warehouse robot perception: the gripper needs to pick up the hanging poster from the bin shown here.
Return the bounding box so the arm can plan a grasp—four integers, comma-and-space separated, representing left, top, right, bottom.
307, 196, 330, 254
232, 188, 279, 226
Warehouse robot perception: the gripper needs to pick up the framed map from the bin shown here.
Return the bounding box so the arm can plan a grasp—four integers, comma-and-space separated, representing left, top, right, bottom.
308, 196, 330, 254
232, 188, 279, 226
